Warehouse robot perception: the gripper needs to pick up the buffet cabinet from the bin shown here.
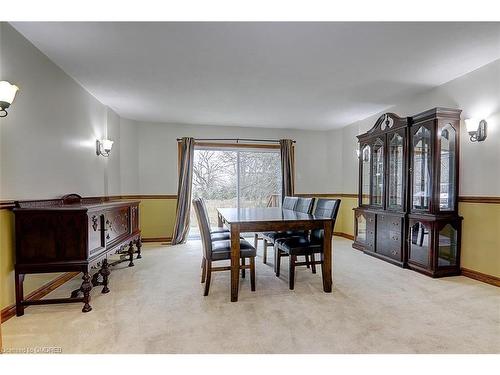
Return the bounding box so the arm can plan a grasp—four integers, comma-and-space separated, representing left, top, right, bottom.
13, 194, 142, 315
353, 108, 463, 277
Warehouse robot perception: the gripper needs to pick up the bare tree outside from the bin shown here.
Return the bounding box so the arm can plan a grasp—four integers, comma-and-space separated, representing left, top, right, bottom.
190, 148, 281, 234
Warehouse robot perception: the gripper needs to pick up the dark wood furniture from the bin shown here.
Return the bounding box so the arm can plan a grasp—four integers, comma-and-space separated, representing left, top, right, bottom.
13, 194, 142, 315
275, 199, 341, 289
193, 198, 256, 296
260, 196, 300, 264
217, 206, 334, 302
353, 108, 463, 277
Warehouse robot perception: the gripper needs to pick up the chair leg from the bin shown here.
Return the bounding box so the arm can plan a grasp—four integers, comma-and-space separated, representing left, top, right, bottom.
203, 261, 212, 296
250, 257, 256, 291
275, 247, 281, 277
241, 257, 246, 278
254, 233, 258, 249
263, 239, 268, 264
305, 254, 310, 268
310, 252, 316, 274
289, 255, 296, 290
201, 257, 207, 283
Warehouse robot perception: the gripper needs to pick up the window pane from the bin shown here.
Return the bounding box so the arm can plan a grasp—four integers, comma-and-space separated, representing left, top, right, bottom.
409, 222, 430, 266
438, 224, 458, 267
412, 127, 431, 210
371, 139, 384, 206
191, 150, 238, 235
439, 125, 456, 211
388, 133, 404, 209
239, 151, 281, 208
361, 145, 370, 205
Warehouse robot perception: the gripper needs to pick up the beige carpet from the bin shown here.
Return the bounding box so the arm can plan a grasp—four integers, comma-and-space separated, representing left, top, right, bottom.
2, 237, 499, 353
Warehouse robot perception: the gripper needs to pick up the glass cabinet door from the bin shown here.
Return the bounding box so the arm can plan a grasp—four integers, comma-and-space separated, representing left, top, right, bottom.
409, 221, 430, 267
356, 213, 367, 243
371, 138, 384, 206
438, 224, 458, 267
388, 132, 404, 210
412, 126, 432, 210
439, 124, 456, 211
361, 145, 371, 205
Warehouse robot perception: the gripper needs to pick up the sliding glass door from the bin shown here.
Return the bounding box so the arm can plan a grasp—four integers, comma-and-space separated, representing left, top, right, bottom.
189, 147, 281, 237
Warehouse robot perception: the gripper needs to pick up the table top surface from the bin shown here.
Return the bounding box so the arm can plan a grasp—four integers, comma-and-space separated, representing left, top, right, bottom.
217, 207, 332, 224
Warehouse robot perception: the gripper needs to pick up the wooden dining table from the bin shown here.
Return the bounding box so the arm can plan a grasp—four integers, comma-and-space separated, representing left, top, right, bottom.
217, 207, 334, 302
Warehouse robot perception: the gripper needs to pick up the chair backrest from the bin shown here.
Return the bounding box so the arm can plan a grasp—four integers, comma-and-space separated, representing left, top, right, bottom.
192, 198, 213, 259
295, 197, 315, 214
282, 196, 298, 210
200, 198, 212, 227
311, 199, 341, 243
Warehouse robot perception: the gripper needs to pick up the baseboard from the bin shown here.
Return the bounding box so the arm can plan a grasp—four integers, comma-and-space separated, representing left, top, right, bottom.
461, 268, 500, 287
334, 232, 355, 241
142, 237, 172, 243
1, 272, 79, 324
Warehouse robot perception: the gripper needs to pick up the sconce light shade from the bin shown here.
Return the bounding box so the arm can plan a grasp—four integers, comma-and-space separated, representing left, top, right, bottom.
465, 118, 487, 142
0, 81, 19, 117
96, 139, 114, 157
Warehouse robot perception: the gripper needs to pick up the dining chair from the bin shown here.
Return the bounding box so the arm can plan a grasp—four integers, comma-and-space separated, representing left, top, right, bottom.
193, 198, 256, 296
289, 197, 315, 270
200, 198, 230, 235
259, 196, 299, 264
274, 198, 341, 290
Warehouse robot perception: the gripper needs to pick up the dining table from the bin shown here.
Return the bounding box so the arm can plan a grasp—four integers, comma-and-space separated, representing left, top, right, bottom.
217, 207, 334, 302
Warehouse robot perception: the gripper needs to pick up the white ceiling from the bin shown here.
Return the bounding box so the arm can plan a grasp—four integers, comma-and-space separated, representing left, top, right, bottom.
11, 22, 500, 130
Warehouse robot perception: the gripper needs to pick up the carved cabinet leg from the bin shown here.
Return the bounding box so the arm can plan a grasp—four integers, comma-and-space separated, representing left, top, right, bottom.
81, 272, 92, 313
91, 272, 101, 287
100, 259, 111, 294
136, 237, 142, 259
15, 271, 25, 317
128, 241, 135, 267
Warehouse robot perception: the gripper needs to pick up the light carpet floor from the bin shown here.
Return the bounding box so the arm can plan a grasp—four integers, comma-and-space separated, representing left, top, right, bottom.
2, 237, 500, 353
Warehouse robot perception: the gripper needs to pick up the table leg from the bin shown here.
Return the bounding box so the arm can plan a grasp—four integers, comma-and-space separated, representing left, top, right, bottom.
321, 220, 333, 292
230, 224, 241, 302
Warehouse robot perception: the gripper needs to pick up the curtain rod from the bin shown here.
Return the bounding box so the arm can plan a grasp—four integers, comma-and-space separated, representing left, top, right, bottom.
176, 138, 296, 143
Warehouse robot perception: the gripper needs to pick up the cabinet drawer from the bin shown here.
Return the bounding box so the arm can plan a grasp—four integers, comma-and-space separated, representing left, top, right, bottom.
376, 214, 403, 261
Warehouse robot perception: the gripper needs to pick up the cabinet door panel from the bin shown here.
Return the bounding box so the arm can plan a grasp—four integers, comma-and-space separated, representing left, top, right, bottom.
105, 207, 131, 246
88, 213, 105, 257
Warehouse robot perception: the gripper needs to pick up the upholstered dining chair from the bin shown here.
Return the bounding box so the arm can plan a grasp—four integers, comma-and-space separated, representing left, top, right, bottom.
200, 198, 230, 237
258, 196, 299, 264
193, 198, 256, 296
274, 198, 341, 290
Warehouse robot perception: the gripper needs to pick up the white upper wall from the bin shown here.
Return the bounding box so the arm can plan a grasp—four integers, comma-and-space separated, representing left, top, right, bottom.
340, 59, 500, 196
135, 121, 339, 195
0, 23, 120, 200
1, 22, 498, 200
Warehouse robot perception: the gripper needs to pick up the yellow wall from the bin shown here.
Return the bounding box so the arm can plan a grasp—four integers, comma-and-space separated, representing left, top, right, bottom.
139, 198, 177, 239
459, 202, 500, 278
333, 196, 500, 279
1, 197, 499, 312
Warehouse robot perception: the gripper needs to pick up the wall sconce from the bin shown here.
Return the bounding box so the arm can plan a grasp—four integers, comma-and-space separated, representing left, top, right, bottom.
0, 81, 19, 117
96, 139, 114, 157
465, 119, 487, 142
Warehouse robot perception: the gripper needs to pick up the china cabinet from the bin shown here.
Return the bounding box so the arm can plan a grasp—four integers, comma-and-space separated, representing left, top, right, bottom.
353, 107, 462, 277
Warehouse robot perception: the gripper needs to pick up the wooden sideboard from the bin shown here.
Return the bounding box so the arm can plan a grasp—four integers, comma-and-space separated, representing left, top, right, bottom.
13, 194, 142, 315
